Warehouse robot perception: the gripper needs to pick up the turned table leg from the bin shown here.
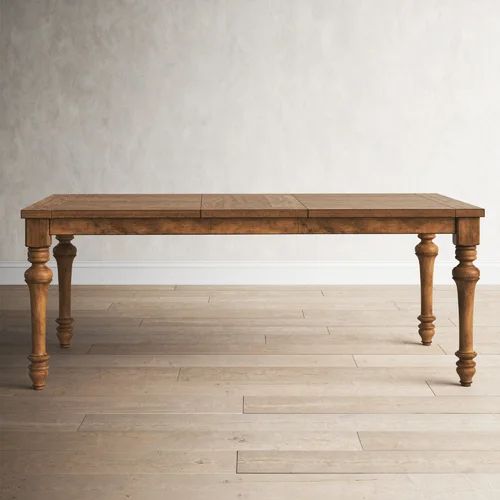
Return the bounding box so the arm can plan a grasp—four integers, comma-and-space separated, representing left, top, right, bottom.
415, 233, 438, 345
453, 245, 479, 386
25, 247, 53, 390
53, 235, 76, 348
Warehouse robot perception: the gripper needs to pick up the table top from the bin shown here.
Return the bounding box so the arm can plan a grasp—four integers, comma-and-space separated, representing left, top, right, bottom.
21, 193, 485, 219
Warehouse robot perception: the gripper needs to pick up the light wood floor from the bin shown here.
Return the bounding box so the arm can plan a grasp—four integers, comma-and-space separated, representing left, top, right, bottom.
1, 284, 500, 499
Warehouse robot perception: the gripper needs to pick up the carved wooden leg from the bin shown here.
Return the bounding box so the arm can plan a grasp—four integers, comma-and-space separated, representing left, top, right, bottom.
53, 236, 77, 348
453, 245, 479, 386
415, 233, 438, 345
25, 247, 53, 390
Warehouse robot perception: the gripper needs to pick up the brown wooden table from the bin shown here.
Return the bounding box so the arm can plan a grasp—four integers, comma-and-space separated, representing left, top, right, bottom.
21, 193, 485, 390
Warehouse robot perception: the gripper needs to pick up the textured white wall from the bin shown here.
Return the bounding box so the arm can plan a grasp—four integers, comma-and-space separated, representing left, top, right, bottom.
1, 1, 499, 282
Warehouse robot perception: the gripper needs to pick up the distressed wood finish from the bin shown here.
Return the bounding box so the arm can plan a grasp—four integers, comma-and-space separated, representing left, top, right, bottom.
24, 238, 53, 390
25, 247, 52, 390
453, 218, 481, 386
53, 236, 77, 348
49, 217, 456, 236
294, 193, 485, 218
24, 218, 53, 390
20, 194, 485, 389
50, 217, 303, 235
201, 194, 307, 218
415, 234, 438, 345
21, 193, 485, 219
21, 194, 203, 218
298, 218, 454, 235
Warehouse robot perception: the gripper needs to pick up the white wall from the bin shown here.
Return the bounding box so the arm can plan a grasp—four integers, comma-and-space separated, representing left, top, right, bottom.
1, 0, 499, 284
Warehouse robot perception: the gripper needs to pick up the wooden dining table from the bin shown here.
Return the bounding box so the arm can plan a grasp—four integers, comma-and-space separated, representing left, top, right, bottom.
21, 193, 485, 390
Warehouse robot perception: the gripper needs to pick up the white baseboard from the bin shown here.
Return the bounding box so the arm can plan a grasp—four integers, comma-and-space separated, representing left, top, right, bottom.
1, 260, 500, 285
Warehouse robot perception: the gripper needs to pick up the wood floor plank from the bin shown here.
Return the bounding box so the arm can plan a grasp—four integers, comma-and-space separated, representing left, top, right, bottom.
0, 449, 235, 474
428, 373, 500, 396
320, 285, 423, 297
267, 333, 434, 345
243, 396, 500, 414
237, 450, 500, 473
396, 302, 500, 314
0, 412, 84, 431
359, 432, 500, 450
87, 341, 445, 355
177, 366, 500, 385
303, 309, 454, 327
109, 295, 210, 304
1, 473, 496, 500
328, 326, 500, 345
208, 290, 325, 299
439, 341, 500, 355
0, 430, 361, 451
140, 317, 418, 327
1, 315, 143, 328
1, 325, 330, 338
79, 413, 500, 432
325, 325, 472, 340
0, 371, 436, 397
0, 285, 160, 300
2, 381, 436, 398
0, 367, 179, 396
0, 297, 113, 311
2, 283, 500, 496
354, 354, 500, 367
0, 353, 357, 368
0, 394, 243, 414
0, 343, 92, 355
176, 285, 324, 292
103, 305, 305, 319
0, 332, 267, 345
208, 296, 400, 310
448, 312, 500, 327
176, 367, 443, 385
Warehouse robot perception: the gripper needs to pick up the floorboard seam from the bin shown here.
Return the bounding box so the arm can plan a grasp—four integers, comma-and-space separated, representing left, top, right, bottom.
76, 414, 87, 432
426, 380, 438, 396
356, 431, 364, 450
437, 344, 448, 354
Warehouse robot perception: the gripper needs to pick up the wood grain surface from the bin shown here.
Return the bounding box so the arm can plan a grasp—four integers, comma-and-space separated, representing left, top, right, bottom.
2, 284, 500, 499
21, 193, 485, 219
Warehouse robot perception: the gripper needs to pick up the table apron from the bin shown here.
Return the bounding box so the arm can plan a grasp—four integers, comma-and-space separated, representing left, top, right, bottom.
49, 217, 456, 235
